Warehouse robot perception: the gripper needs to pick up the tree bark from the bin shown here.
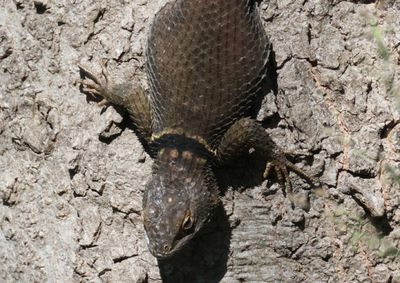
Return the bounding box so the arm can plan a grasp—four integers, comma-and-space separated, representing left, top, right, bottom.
0, 0, 399, 282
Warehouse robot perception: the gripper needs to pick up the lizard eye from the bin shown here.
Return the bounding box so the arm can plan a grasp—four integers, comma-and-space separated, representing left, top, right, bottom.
182, 214, 194, 231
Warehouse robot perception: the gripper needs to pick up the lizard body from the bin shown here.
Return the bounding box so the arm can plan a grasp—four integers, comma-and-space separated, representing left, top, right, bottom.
78, 0, 318, 258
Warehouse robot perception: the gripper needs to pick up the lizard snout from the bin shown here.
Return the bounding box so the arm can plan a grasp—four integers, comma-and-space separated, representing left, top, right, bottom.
149, 242, 175, 258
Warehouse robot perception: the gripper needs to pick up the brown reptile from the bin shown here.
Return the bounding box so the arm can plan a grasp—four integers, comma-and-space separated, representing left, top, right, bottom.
78, 0, 319, 258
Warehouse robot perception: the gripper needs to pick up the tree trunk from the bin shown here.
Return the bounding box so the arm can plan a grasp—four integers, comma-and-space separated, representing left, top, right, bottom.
1, 0, 399, 282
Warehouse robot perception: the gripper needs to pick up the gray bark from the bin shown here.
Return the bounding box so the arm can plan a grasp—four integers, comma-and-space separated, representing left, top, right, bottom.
1, 0, 399, 282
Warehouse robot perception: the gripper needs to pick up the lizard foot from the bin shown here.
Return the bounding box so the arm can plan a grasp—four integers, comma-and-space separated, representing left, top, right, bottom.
263, 156, 320, 210
78, 61, 112, 106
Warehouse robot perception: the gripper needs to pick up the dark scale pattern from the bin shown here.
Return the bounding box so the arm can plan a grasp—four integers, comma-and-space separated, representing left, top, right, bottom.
147, 0, 270, 149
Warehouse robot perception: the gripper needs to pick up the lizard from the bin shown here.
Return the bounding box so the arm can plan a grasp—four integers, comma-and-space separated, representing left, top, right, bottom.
78, 0, 319, 258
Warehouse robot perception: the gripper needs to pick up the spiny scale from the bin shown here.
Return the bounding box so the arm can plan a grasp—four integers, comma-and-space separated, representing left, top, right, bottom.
147, 0, 270, 149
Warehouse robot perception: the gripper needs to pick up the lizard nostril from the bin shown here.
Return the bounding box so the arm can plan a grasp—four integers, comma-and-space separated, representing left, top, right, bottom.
163, 244, 171, 253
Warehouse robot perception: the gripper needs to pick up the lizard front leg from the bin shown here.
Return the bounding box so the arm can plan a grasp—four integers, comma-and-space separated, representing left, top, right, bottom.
216, 117, 320, 208
78, 62, 152, 144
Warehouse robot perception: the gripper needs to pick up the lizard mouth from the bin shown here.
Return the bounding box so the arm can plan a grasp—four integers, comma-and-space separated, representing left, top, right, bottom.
150, 233, 195, 259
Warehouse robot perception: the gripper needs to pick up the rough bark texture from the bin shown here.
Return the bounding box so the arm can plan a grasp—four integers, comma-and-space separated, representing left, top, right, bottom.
1, 0, 400, 282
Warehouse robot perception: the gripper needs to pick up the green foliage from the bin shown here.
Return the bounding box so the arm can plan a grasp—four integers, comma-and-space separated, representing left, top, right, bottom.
370, 18, 390, 61
370, 16, 400, 110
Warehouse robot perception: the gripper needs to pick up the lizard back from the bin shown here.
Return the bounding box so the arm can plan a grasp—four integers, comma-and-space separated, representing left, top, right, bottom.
147, 0, 270, 149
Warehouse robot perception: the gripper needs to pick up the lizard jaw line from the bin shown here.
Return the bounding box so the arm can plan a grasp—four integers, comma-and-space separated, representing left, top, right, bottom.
150, 233, 195, 259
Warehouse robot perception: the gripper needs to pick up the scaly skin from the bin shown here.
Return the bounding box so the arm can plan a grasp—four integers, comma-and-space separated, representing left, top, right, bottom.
78, 0, 319, 258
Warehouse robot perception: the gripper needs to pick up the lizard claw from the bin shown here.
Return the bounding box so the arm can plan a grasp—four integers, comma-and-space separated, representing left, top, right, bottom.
99, 60, 110, 85
264, 159, 294, 198
78, 62, 111, 105
263, 156, 320, 210
283, 149, 312, 157
77, 79, 101, 95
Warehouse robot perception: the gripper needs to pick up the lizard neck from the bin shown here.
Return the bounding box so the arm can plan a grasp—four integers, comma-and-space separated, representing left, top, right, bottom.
150, 134, 214, 164
151, 129, 213, 153
151, 134, 220, 219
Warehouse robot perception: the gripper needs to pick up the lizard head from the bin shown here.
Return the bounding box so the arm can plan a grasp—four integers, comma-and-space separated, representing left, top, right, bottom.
142, 146, 218, 258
